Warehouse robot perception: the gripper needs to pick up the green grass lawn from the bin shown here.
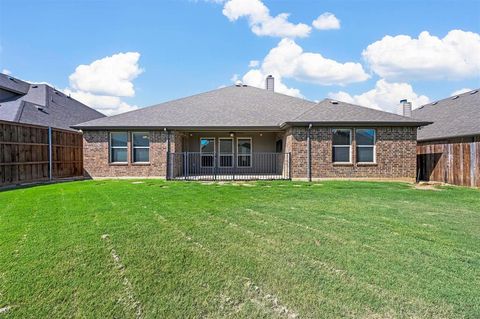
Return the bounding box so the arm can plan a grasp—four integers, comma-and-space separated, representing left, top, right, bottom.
0, 180, 479, 318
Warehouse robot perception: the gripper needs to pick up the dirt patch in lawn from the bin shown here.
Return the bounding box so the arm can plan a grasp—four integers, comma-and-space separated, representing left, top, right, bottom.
101, 234, 143, 318
414, 182, 443, 191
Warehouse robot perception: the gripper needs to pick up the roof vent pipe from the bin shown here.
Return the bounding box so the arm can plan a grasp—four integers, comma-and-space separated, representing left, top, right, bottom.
265, 75, 274, 92
398, 99, 412, 117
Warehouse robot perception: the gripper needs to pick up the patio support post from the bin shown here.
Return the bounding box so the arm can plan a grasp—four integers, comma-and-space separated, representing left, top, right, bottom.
183, 152, 187, 180
307, 124, 312, 182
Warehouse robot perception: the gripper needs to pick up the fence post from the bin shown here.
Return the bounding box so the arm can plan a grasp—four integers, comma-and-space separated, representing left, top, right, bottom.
471, 142, 476, 187
48, 127, 53, 180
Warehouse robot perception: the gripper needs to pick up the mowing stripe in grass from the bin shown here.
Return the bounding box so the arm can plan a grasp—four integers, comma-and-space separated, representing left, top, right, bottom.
154, 213, 300, 319
243, 205, 479, 289
156, 210, 400, 318
205, 211, 449, 318
236, 208, 459, 314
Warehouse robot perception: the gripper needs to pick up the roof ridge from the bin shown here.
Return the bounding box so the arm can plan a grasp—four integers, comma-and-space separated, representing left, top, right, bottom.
14, 101, 26, 122
288, 98, 329, 123
293, 98, 416, 121
416, 87, 480, 111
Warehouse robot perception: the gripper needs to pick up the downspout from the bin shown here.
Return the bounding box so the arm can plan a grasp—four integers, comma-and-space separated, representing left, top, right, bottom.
48, 126, 53, 180
165, 128, 170, 179
307, 123, 312, 182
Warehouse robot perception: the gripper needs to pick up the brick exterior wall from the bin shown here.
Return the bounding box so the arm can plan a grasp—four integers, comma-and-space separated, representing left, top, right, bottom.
82, 130, 182, 178
284, 126, 417, 181
83, 127, 416, 180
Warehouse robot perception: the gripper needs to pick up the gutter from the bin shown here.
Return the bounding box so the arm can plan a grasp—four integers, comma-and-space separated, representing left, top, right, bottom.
280, 121, 433, 129
417, 132, 480, 143
70, 125, 283, 131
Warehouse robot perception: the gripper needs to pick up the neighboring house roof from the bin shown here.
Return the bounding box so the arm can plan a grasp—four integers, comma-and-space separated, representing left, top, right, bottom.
285, 99, 428, 127
0, 73, 105, 130
0, 73, 30, 94
73, 85, 428, 130
413, 89, 480, 141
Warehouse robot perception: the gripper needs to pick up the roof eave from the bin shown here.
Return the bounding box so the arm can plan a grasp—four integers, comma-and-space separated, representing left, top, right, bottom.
71, 125, 283, 131
280, 121, 433, 128
418, 132, 480, 142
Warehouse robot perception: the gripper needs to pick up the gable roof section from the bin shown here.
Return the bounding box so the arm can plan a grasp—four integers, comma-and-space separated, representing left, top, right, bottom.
74, 85, 428, 130
73, 85, 317, 129
284, 99, 429, 127
0, 74, 105, 131
413, 89, 480, 141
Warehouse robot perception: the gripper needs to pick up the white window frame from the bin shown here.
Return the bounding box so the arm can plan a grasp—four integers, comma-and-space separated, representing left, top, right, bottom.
218, 137, 234, 168
237, 137, 252, 168
200, 137, 215, 168
332, 129, 352, 164
355, 128, 376, 164
109, 132, 128, 164
131, 132, 150, 164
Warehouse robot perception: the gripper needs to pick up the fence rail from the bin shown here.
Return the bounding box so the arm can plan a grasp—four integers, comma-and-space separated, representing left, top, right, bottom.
417, 138, 480, 187
168, 152, 291, 181
0, 120, 83, 186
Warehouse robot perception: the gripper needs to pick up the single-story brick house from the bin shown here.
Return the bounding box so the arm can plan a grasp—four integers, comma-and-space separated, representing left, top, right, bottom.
73, 77, 430, 181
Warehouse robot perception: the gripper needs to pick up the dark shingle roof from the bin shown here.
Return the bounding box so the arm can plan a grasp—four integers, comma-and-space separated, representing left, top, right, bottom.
413, 89, 480, 141
285, 98, 428, 126
74, 85, 428, 129
73, 85, 317, 129
0, 74, 105, 131
0, 73, 30, 94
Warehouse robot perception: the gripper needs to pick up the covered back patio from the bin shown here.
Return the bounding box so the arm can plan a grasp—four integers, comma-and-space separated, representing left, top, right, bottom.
167, 131, 291, 180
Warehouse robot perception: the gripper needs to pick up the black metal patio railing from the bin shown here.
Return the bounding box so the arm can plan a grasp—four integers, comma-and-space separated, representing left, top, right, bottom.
167, 152, 291, 181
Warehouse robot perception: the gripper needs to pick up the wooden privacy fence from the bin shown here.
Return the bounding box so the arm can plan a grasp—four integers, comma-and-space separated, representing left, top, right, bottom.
417, 137, 480, 187
0, 120, 83, 186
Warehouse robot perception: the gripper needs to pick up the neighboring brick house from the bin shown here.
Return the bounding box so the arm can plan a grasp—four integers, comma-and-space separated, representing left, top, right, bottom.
73, 76, 429, 181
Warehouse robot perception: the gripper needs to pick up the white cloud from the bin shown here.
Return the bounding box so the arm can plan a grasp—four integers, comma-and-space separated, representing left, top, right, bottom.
362, 30, 480, 80
2, 68, 12, 75
222, 0, 311, 38
69, 52, 143, 97
244, 38, 368, 89
312, 12, 340, 30
242, 68, 302, 97
230, 73, 240, 82
451, 88, 472, 96
248, 60, 260, 68
328, 79, 430, 113
64, 89, 138, 116
66, 52, 143, 115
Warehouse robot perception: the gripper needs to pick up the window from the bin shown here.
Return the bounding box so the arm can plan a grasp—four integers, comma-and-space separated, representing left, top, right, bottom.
200, 138, 215, 167
110, 132, 128, 163
132, 132, 150, 163
356, 129, 376, 163
237, 138, 252, 167
332, 129, 351, 163
219, 138, 233, 167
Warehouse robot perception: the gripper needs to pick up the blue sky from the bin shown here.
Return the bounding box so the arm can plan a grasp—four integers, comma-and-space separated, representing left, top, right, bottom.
1, 0, 479, 115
